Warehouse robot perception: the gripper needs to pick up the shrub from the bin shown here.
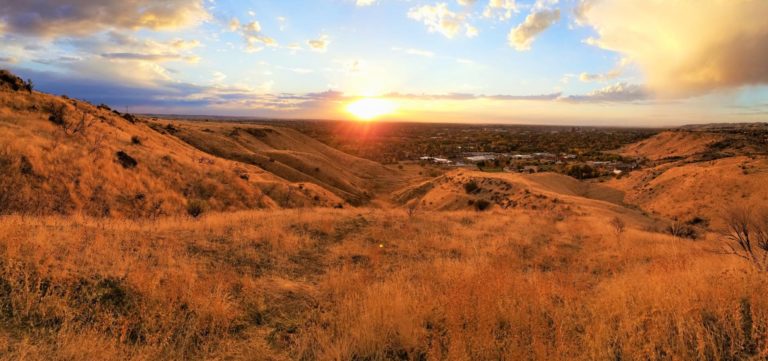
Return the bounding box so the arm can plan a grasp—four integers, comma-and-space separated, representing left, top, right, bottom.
667, 219, 698, 239
19, 155, 34, 175
116, 151, 138, 169
131, 136, 141, 145
48, 102, 67, 126
475, 199, 491, 211
186, 200, 205, 218
610, 217, 626, 238
122, 113, 137, 124
0, 70, 27, 91
464, 180, 479, 194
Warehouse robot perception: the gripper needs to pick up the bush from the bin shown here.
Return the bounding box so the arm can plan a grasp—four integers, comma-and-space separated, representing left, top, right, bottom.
122, 113, 137, 124
131, 136, 141, 145
475, 199, 491, 211
48, 103, 67, 126
566, 164, 597, 180
186, 200, 205, 218
464, 180, 479, 194
0, 70, 28, 91
667, 219, 698, 239
116, 151, 138, 169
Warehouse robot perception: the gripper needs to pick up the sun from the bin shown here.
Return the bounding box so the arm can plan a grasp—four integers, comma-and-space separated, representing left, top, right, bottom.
346, 98, 397, 121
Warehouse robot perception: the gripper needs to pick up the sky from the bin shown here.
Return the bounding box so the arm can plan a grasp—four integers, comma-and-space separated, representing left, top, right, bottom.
1, 0, 767, 126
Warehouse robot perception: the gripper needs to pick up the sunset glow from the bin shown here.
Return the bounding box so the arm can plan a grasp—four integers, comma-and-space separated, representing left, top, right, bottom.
346, 98, 398, 121
1, 1, 767, 125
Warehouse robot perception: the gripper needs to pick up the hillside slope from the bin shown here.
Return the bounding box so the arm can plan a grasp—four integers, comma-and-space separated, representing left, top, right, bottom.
607, 156, 768, 228
619, 130, 724, 161
394, 170, 654, 228
0, 71, 402, 217
153, 119, 398, 204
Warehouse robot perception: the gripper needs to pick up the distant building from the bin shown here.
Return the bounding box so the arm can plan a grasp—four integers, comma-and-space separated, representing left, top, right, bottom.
420, 156, 452, 164
466, 155, 496, 162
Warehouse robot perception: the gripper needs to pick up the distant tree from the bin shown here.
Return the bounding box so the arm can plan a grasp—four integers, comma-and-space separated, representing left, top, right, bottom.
567, 164, 596, 180
25, 78, 34, 93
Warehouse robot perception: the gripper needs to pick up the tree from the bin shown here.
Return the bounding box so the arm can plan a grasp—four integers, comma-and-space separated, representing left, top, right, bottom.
720, 206, 768, 272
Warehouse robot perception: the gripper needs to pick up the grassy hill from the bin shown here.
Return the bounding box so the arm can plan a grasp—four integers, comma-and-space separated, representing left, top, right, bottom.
0, 72, 409, 217
610, 129, 768, 228
152, 119, 399, 205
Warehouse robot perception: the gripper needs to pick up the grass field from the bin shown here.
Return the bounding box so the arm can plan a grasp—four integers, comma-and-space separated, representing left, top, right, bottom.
1, 208, 765, 360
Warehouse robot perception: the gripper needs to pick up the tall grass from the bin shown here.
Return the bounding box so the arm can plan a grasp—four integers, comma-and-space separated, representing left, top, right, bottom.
0, 209, 764, 360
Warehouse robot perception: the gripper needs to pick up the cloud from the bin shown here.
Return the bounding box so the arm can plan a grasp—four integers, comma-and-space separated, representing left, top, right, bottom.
229, 19, 277, 52
307, 36, 330, 52
74, 33, 203, 64
579, 59, 628, 82
579, 0, 768, 97
22, 32, 203, 88
408, 3, 475, 39
458, 0, 478, 6
562, 82, 648, 103
0, 0, 209, 37
355, 0, 377, 6
508, 8, 560, 50
465, 24, 479, 38
483, 0, 517, 20
383, 92, 562, 101
100, 52, 199, 62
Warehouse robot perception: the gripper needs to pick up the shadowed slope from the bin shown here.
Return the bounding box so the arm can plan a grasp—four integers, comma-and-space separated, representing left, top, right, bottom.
160, 120, 399, 205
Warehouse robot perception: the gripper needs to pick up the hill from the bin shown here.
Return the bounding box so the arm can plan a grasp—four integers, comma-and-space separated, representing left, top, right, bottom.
151, 119, 399, 205
619, 130, 724, 161
608, 127, 768, 228
608, 155, 768, 228
0, 72, 404, 217
394, 170, 656, 229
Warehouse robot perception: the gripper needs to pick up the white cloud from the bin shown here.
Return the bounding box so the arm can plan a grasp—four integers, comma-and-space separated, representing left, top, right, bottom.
465, 24, 479, 38
307, 36, 330, 52
563, 82, 648, 102
356, 0, 377, 6
508, 8, 559, 51
483, 0, 517, 20
212, 71, 226, 83
229, 19, 276, 52
408, 3, 476, 39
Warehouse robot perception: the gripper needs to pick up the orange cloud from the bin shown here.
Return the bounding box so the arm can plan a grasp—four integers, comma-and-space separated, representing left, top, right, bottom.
581, 0, 768, 97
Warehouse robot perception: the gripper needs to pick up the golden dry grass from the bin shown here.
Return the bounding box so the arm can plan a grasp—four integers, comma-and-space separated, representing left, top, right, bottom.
0, 90, 389, 217
0, 208, 765, 360
619, 131, 724, 161
608, 156, 768, 228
